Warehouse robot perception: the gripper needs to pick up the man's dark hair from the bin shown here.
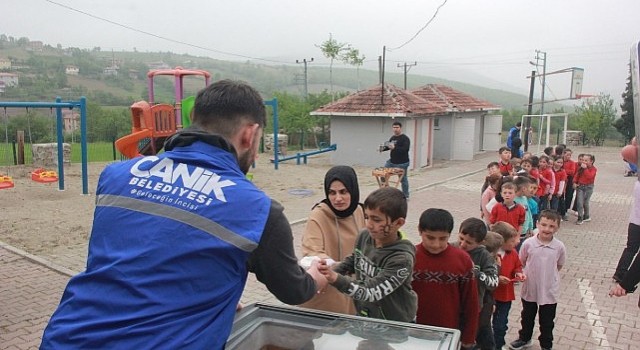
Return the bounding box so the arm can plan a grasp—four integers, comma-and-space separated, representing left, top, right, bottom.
363, 187, 407, 222
392, 121, 402, 128
516, 122, 522, 127
459, 217, 488, 243
418, 208, 454, 233
192, 79, 266, 138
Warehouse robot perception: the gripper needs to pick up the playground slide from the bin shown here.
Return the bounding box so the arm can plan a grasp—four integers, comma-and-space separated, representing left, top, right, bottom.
115, 129, 153, 159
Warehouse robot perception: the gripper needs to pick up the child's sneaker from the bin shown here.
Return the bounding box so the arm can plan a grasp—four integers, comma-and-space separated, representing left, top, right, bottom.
509, 339, 532, 349
576, 219, 583, 225
561, 215, 569, 221
583, 217, 591, 222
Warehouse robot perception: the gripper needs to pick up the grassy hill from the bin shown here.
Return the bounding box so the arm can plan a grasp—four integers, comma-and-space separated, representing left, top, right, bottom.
0, 37, 565, 112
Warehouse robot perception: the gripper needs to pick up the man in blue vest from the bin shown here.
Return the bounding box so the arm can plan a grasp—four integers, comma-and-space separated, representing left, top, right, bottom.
40, 80, 326, 349
506, 122, 521, 148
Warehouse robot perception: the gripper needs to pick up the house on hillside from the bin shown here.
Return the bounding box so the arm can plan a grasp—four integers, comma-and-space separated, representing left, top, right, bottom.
310, 83, 446, 169
26, 41, 44, 52
65, 65, 79, 75
62, 110, 80, 132
103, 65, 118, 76
0, 72, 19, 87
0, 57, 11, 70
412, 84, 501, 160
310, 83, 502, 167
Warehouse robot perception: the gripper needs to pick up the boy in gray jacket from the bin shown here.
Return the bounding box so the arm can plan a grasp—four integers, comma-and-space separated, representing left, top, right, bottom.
319, 187, 417, 323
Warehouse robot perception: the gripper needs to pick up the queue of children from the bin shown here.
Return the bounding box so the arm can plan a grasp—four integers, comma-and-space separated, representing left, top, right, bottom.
303, 146, 574, 349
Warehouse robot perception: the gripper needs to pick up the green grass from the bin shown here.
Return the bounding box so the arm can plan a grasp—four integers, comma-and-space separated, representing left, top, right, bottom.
0, 141, 119, 166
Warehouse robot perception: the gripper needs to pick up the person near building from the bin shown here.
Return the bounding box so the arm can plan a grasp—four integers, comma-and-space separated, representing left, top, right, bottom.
380, 121, 411, 199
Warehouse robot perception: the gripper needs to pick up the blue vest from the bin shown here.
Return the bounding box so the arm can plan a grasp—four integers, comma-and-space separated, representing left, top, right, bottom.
41, 142, 270, 349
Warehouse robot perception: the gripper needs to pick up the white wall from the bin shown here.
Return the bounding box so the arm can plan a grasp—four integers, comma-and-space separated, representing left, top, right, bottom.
329, 116, 417, 169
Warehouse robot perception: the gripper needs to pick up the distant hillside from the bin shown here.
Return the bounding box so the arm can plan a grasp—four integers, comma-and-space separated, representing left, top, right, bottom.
0, 35, 566, 111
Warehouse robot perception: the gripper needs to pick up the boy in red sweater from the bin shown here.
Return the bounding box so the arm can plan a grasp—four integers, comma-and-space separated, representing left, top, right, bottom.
412, 208, 479, 350
490, 182, 526, 233
498, 147, 513, 176
574, 154, 597, 225
490, 221, 526, 349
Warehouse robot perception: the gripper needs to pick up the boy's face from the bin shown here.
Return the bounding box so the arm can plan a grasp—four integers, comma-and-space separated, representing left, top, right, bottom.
364, 207, 403, 243
488, 165, 500, 175
500, 150, 511, 162
503, 236, 520, 251
458, 232, 481, 251
501, 187, 515, 203
537, 216, 559, 241
563, 151, 572, 162
527, 184, 538, 197
419, 229, 450, 255
521, 162, 532, 172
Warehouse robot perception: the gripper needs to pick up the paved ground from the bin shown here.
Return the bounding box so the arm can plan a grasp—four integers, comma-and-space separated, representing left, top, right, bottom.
2, 146, 639, 349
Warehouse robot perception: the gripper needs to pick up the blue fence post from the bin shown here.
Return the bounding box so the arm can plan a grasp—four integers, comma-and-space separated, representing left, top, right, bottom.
55, 97, 65, 191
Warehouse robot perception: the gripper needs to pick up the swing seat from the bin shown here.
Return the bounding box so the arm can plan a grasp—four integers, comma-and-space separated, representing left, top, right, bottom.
31, 168, 58, 183
0, 175, 14, 189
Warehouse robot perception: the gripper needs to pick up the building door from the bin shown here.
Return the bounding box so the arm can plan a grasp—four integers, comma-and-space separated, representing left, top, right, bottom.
419, 118, 432, 167
452, 117, 475, 160
482, 115, 502, 151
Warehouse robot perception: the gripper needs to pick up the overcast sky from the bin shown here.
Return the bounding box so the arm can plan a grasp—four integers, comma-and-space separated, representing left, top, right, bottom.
5, 0, 640, 110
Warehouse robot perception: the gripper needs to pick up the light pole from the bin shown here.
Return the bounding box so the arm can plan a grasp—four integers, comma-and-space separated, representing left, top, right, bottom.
296, 58, 313, 99
397, 62, 417, 89
530, 50, 547, 115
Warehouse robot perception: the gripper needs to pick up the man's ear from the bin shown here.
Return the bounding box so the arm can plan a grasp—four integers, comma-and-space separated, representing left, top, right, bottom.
240, 123, 260, 149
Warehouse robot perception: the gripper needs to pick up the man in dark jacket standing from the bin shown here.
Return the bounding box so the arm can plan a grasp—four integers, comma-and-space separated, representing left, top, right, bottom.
382, 121, 411, 199
40, 80, 326, 349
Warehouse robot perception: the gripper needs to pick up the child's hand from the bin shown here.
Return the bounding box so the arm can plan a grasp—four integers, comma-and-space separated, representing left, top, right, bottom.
513, 272, 526, 282
318, 259, 338, 284
307, 260, 329, 293
609, 283, 627, 297
498, 276, 511, 285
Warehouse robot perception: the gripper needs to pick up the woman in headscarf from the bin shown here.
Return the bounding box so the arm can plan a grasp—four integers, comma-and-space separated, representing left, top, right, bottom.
299, 165, 365, 314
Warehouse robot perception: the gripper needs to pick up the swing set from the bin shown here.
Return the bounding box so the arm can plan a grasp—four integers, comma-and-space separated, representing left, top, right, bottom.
0, 97, 89, 194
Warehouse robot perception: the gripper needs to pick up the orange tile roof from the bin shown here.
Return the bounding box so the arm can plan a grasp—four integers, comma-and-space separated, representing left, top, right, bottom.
411, 84, 500, 112
311, 83, 447, 117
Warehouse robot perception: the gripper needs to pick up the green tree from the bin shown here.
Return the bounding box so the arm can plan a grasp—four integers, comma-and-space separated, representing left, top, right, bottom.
316, 34, 348, 101
575, 93, 616, 146
343, 47, 365, 90
613, 67, 635, 143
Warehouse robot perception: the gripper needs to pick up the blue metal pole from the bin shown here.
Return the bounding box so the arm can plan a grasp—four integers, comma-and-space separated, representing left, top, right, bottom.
55, 97, 65, 191
80, 97, 88, 195
263, 99, 279, 170
0, 102, 78, 109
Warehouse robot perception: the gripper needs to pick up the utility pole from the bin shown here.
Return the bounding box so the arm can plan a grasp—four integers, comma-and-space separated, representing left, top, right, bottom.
397, 62, 417, 89
525, 70, 536, 152
534, 50, 547, 115
295, 58, 313, 99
